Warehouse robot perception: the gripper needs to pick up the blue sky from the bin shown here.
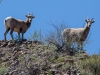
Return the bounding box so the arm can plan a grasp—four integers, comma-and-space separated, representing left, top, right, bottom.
0, 0, 100, 54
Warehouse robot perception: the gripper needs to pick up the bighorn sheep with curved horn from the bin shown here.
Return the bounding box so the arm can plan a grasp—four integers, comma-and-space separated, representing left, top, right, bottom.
4, 13, 35, 42
62, 18, 95, 49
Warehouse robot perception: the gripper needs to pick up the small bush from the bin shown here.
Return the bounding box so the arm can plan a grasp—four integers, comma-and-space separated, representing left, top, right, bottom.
28, 30, 44, 42
45, 22, 67, 52
0, 67, 8, 75
81, 55, 100, 75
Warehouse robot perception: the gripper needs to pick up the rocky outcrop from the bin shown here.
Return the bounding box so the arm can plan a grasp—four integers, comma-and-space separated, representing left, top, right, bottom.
0, 40, 84, 75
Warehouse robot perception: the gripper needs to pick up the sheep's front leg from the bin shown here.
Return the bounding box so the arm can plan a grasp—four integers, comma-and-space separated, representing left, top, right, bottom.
22, 33, 24, 41
10, 30, 14, 40
78, 42, 83, 52
4, 28, 10, 42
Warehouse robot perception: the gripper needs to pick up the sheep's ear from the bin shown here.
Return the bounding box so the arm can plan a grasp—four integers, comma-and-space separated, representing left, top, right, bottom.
32, 16, 35, 18
26, 15, 28, 17
92, 20, 95, 23
85, 19, 87, 22
91, 18, 95, 23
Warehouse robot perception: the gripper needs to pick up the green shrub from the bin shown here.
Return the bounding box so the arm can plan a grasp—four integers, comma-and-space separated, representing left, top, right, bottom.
0, 67, 8, 75
81, 55, 100, 75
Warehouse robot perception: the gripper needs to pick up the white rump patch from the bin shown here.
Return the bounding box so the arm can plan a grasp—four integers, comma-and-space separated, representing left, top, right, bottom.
4, 16, 13, 26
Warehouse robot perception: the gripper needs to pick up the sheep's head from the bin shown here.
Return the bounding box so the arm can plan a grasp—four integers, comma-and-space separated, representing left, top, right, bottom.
26, 13, 35, 23
85, 18, 95, 27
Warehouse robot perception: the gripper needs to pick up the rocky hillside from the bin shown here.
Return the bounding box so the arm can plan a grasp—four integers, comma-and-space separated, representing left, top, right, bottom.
0, 40, 93, 75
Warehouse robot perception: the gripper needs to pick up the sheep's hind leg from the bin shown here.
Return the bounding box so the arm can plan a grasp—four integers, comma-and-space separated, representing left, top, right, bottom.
22, 33, 24, 41
4, 28, 10, 42
18, 32, 21, 41
80, 42, 83, 51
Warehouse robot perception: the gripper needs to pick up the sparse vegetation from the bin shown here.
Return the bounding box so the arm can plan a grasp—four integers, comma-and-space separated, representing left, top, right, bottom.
0, 67, 8, 75
0, 22, 99, 75
81, 55, 100, 75
45, 22, 67, 52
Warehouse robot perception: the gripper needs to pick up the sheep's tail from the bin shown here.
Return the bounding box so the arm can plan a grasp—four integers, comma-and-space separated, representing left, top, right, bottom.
5, 20, 7, 23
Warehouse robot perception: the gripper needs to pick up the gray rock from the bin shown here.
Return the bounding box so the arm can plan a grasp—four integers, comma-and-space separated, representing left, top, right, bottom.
1, 42, 8, 47
7, 42, 15, 47
0, 52, 5, 57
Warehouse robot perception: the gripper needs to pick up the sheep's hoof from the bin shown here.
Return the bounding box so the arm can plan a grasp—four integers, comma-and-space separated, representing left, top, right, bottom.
4, 40, 7, 43
16, 40, 22, 44
22, 39, 27, 41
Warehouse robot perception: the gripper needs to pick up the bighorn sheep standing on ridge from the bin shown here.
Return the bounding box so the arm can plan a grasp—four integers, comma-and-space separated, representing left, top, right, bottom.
4, 13, 35, 42
62, 18, 95, 49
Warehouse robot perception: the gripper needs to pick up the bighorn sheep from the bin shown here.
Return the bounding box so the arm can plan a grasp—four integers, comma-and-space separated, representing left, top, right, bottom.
4, 13, 35, 42
62, 18, 95, 49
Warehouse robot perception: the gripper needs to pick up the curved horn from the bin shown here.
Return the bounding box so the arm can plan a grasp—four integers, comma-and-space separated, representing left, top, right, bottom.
87, 17, 89, 19
28, 12, 30, 15
87, 17, 88, 19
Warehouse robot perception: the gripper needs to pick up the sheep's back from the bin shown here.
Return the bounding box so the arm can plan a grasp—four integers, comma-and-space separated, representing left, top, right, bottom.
62, 28, 85, 42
